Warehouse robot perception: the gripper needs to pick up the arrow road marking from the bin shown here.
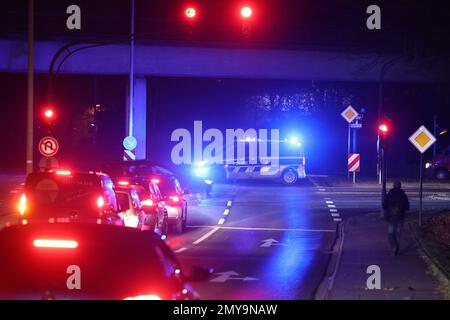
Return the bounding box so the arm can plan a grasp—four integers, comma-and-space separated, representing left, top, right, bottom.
260, 238, 286, 248
210, 271, 259, 283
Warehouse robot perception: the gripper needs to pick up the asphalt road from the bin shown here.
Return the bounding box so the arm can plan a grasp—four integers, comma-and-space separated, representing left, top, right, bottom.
0, 174, 449, 300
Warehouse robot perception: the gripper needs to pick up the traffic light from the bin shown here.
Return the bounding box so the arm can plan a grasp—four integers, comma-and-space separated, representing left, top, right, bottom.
184, 7, 197, 19
378, 121, 390, 149
42, 105, 56, 123
240, 6, 252, 18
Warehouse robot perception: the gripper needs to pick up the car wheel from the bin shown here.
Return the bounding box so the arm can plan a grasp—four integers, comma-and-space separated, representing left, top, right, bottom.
282, 168, 298, 185
171, 217, 183, 234
435, 168, 449, 180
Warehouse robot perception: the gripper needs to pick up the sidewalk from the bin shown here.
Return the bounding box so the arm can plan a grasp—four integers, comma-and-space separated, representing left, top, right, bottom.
328, 213, 445, 300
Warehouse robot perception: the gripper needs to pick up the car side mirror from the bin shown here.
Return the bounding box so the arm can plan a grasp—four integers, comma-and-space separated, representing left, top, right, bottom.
186, 266, 212, 282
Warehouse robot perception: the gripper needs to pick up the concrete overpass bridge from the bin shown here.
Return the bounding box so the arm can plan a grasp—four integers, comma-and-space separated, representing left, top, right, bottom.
1, 39, 448, 158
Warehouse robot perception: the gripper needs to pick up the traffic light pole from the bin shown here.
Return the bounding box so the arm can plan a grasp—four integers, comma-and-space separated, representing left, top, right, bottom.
26, 0, 34, 174
380, 147, 387, 218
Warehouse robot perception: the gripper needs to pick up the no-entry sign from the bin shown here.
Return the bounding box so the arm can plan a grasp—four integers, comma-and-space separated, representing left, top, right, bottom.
38, 136, 59, 157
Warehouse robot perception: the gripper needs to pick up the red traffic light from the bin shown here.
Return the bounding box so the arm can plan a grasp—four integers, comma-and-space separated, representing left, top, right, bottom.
185, 7, 196, 19
44, 109, 54, 119
240, 6, 252, 18
379, 124, 389, 134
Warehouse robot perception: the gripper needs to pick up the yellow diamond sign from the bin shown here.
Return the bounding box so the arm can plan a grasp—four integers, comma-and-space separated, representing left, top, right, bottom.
341, 106, 359, 123
409, 125, 436, 154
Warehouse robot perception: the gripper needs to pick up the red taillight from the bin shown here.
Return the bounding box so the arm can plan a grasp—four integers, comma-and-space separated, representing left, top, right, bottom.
169, 195, 180, 202
140, 199, 154, 207
18, 193, 27, 216
151, 178, 160, 184
123, 294, 161, 300
97, 195, 105, 208
33, 239, 78, 249
118, 181, 129, 186
55, 170, 71, 175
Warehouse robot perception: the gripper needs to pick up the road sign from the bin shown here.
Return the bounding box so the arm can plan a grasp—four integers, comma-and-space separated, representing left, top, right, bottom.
341, 105, 359, 124
210, 271, 259, 283
38, 156, 59, 171
408, 125, 436, 154
348, 153, 360, 172
123, 136, 137, 151
38, 136, 59, 157
123, 149, 136, 161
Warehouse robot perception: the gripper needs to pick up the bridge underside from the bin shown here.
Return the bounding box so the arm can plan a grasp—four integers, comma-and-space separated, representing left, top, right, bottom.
1, 39, 448, 159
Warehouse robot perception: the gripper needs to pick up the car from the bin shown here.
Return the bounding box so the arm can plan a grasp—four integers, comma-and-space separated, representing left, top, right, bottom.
0, 223, 210, 299
152, 175, 188, 234
425, 145, 450, 180
115, 180, 169, 236
114, 183, 143, 229
18, 170, 122, 226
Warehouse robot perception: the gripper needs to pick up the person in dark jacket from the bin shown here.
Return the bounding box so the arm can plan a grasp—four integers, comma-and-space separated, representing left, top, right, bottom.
382, 181, 410, 256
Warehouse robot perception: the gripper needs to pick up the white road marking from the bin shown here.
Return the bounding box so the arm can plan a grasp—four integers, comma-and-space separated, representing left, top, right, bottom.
174, 247, 188, 253
218, 218, 225, 225
329, 209, 338, 212
187, 225, 335, 233
260, 238, 286, 247
210, 271, 258, 283
223, 208, 230, 216
333, 218, 342, 222
318, 188, 326, 191
327, 204, 336, 208
227, 200, 232, 207
326, 201, 334, 204
192, 226, 221, 245
331, 213, 340, 217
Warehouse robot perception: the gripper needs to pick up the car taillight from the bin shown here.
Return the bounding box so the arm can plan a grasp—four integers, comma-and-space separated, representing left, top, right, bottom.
123, 294, 161, 300
18, 193, 27, 216
151, 178, 160, 184
97, 195, 105, 208
33, 239, 78, 249
140, 199, 154, 207
118, 181, 129, 186
169, 195, 180, 202
55, 170, 72, 175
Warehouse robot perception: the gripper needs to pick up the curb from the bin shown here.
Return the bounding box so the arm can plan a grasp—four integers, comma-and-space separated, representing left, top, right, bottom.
408, 222, 450, 282
313, 221, 345, 300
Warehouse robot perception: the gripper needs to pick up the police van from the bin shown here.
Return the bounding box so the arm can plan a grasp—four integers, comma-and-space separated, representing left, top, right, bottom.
197, 138, 306, 185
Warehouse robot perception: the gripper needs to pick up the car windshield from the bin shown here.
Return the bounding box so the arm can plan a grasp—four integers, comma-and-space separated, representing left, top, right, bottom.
156, 178, 176, 196
0, 224, 179, 299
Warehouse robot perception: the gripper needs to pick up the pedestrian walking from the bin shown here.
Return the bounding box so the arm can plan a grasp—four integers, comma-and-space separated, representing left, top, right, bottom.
382, 181, 410, 256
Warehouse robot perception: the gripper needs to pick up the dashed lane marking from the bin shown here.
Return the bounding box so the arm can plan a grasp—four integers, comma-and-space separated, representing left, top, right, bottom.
174, 247, 188, 253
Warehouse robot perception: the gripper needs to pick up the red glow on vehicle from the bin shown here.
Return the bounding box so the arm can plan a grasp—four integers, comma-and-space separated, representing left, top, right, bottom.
240, 6, 252, 18
140, 199, 154, 207
169, 195, 180, 202
118, 181, 129, 186
55, 170, 72, 175
33, 239, 78, 249
151, 178, 160, 184
18, 193, 27, 216
185, 7, 196, 18
123, 294, 161, 300
97, 195, 105, 208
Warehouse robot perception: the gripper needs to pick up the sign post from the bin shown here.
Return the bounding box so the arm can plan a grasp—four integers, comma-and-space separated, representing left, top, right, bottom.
348, 153, 360, 184
341, 106, 359, 179
408, 125, 436, 226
